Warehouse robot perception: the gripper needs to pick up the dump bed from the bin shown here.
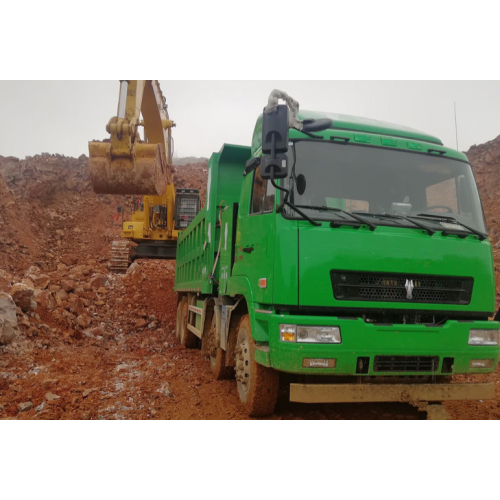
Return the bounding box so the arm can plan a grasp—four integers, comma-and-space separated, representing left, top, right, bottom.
174, 144, 251, 294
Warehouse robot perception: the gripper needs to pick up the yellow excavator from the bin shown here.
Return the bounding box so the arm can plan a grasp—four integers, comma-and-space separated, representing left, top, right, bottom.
88, 80, 200, 272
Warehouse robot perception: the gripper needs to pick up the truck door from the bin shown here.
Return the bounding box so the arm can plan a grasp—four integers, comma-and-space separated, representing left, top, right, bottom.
232, 165, 275, 304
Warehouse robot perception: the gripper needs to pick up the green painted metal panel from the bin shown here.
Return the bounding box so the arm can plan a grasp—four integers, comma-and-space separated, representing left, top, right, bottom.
297, 222, 495, 313
265, 315, 500, 375
251, 112, 469, 163
271, 215, 298, 306
218, 205, 236, 294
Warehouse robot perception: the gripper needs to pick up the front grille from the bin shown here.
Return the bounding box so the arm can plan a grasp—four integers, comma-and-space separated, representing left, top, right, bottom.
331, 271, 473, 305
373, 356, 439, 372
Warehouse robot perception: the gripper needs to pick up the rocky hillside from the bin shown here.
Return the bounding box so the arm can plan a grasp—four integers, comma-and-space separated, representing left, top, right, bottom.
0, 154, 208, 275
173, 156, 208, 166
467, 134, 500, 243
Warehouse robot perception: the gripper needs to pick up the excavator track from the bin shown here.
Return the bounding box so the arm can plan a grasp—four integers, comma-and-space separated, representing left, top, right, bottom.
109, 240, 131, 274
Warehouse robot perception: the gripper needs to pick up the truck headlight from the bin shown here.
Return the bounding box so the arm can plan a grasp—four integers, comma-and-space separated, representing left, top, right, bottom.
297, 326, 341, 343
280, 325, 342, 343
468, 329, 500, 346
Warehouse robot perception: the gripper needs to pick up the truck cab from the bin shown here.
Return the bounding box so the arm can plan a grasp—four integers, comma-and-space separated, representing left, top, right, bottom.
174, 106, 499, 418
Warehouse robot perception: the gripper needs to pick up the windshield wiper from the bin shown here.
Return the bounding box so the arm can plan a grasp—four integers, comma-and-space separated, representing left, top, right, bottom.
294, 205, 376, 230
410, 213, 487, 241
352, 212, 435, 236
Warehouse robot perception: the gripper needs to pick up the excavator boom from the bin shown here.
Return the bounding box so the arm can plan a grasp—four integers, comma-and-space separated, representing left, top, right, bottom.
89, 80, 174, 195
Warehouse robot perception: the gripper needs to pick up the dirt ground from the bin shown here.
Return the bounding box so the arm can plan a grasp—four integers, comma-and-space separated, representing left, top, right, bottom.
1, 147, 500, 420
0, 258, 498, 420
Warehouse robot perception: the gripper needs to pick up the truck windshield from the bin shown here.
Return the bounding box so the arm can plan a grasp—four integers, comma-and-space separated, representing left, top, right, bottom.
284, 140, 487, 234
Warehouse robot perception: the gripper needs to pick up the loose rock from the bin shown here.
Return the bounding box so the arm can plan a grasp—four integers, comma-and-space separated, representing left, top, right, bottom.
10, 283, 37, 312
18, 401, 33, 412
0, 292, 19, 345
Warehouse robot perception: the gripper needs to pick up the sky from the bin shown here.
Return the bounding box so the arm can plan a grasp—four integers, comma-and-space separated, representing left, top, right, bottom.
0, 80, 499, 160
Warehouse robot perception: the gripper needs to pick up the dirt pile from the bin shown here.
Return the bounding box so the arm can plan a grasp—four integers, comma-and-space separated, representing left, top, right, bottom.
0, 154, 208, 275
0, 153, 214, 419
173, 156, 208, 166
0, 153, 90, 199
0, 153, 122, 274
0, 259, 250, 420
467, 134, 500, 241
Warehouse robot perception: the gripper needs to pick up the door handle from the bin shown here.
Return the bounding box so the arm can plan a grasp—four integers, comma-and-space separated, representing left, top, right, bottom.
243, 246, 254, 254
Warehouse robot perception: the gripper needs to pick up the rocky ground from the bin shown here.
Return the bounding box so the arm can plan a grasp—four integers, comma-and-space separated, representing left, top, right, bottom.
1, 140, 500, 420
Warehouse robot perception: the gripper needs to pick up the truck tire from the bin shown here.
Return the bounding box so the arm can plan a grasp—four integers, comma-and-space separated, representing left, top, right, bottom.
235, 315, 279, 417
180, 302, 197, 348
175, 300, 184, 339
202, 305, 233, 380
211, 348, 234, 380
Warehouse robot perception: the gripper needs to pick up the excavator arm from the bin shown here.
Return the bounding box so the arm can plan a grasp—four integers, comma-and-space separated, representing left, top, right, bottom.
89, 80, 175, 195
88, 80, 201, 272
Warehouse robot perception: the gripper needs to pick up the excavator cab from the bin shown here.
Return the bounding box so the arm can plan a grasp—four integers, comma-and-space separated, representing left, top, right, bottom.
175, 189, 201, 230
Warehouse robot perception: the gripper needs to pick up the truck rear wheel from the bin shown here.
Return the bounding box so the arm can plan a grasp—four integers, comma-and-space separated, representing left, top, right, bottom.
211, 348, 233, 380
175, 300, 184, 339
180, 302, 197, 348
202, 306, 233, 379
235, 315, 279, 417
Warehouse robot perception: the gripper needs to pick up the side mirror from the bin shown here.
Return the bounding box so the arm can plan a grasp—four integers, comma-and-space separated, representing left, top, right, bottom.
262, 104, 289, 154
296, 174, 306, 195
302, 118, 333, 133
261, 154, 288, 180
261, 104, 289, 180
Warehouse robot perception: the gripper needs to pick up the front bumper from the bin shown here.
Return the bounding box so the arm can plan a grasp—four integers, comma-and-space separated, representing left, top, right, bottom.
290, 382, 495, 404
262, 313, 500, 376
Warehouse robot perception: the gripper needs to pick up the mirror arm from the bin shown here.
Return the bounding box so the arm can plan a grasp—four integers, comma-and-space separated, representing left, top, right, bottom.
292, 127, 322, 139
270, 170, 320, 226
270, 168, 290, 212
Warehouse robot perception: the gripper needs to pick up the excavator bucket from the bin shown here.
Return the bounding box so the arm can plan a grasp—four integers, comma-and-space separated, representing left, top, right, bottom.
88, 141, 168, 195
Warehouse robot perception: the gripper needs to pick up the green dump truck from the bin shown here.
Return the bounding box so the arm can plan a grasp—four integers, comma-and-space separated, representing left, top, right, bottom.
174, 90, 500, 418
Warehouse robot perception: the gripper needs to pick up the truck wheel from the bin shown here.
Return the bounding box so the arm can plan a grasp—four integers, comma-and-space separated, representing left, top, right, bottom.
175, 300, 184, 339
180, 302, 197, 348
211, 348, 234, 380
202, 306, 233, 379
235, 315, 279, 417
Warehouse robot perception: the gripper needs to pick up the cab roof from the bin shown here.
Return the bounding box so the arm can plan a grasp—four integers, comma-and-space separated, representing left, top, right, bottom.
299, 110, 443, 146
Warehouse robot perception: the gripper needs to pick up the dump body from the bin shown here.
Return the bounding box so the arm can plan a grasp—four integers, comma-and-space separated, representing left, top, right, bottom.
174, 144, 251, 294
175, 110, 500, 413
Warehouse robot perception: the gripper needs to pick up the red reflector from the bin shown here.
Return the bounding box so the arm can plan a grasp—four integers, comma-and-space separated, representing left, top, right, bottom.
258, 278, 267, 288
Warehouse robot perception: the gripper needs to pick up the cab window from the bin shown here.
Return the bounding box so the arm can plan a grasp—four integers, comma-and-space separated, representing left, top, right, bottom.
250, 165, 275, 214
